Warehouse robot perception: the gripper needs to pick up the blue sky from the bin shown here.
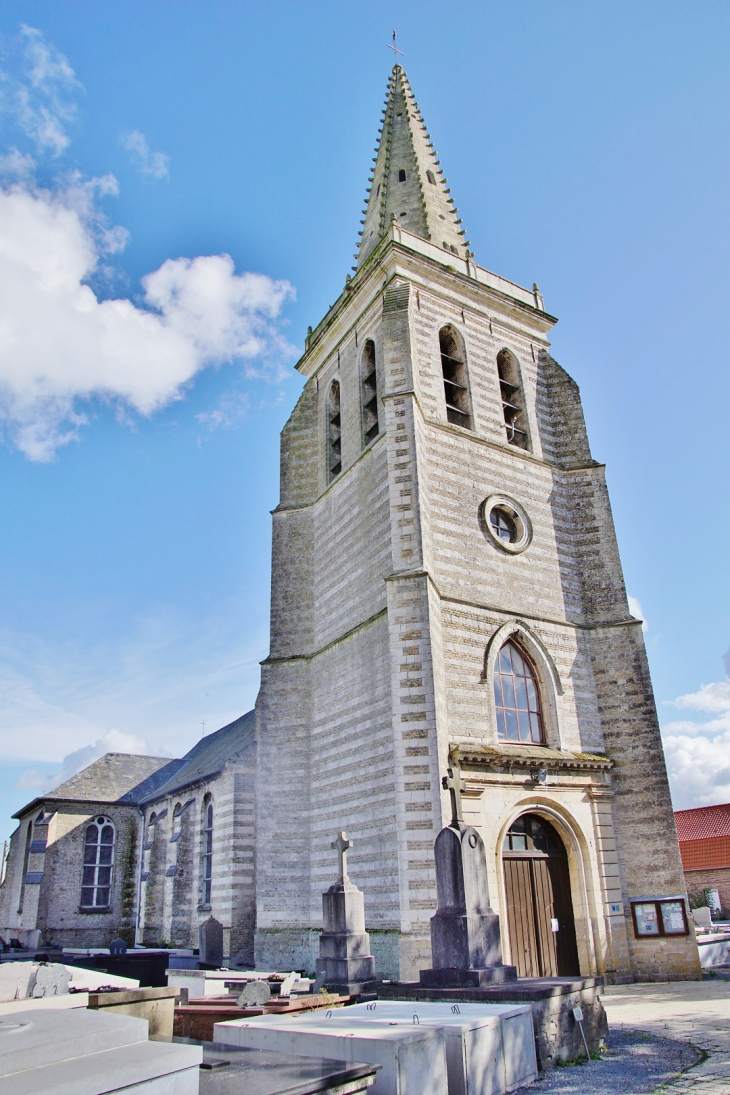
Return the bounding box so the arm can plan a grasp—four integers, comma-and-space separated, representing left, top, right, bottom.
0, 1, 728, 837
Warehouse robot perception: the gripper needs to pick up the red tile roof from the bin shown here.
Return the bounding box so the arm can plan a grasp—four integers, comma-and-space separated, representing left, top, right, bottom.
675, 803, 730, 842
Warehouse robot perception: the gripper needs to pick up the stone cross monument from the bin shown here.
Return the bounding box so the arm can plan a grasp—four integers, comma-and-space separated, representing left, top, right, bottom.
315, 831, 378, 996
420, 761, 517, 986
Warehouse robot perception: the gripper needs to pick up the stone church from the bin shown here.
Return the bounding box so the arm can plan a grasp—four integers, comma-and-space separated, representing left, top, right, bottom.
0, 64, 700, 984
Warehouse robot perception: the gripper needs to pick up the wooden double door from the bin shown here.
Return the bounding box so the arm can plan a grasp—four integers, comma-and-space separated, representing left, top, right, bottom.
502, 813, 580, 978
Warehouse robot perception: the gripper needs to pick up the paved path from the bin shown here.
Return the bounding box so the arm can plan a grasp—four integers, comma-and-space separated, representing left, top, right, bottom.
603, 979, 730, 1093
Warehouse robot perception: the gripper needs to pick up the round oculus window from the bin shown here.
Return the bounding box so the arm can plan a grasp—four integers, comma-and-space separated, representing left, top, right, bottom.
482, 495, 532, 554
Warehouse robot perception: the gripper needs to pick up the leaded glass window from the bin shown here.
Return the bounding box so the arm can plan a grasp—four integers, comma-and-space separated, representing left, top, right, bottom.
494, 640, 544, 744
81, 816, 114, 908
201, 798, 213, 906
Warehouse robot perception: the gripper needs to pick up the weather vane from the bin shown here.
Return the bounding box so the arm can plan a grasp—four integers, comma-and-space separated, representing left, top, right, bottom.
387, 29, 404, 67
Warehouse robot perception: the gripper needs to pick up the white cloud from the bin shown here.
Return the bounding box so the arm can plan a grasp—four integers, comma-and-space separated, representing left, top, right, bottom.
196, 391, 250, 430
0, 606, 263, 768
627, 594, 648, 632
0, 177, 294, 460
2, 26, 81, 156
16, 729, 154, 798
662, 657, 730, 808
121, 130, 170, 180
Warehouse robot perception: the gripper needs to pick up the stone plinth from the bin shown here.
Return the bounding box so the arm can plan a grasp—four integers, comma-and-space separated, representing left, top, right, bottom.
420, 815, 516, 988
316, 830, 379, 996
316, 881, 378, 995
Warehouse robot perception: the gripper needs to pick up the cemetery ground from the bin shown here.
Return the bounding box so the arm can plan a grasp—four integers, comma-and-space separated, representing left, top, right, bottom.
515, 976, 730, 1093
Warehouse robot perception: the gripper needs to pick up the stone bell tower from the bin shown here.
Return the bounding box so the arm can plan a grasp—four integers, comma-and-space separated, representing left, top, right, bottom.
254, 64, 700, 984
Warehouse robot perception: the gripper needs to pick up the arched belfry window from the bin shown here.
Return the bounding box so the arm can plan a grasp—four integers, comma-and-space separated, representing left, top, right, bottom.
327, 380, 342, 481
494, 640, 544, 744
497, 349, 528, 449
361, 340, 379, 446
439, 326, 472, 429
81, 816, 115, 908
201, 795, 213, 907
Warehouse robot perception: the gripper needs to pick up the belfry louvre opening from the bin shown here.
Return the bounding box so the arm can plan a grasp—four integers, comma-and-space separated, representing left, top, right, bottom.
361, 340, 379, 446
497, 349, 528, 449
439, 326, 471, 429
327, 380, 342, 481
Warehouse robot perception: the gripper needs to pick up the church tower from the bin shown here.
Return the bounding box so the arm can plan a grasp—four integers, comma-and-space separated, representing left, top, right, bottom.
255, 65, 700, 983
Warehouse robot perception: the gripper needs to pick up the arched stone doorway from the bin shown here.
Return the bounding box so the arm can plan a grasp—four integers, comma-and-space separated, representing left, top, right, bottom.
502, 813, 581, 978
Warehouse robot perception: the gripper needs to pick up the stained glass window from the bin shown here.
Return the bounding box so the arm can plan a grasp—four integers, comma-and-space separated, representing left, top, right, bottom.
494, 640, 544, 744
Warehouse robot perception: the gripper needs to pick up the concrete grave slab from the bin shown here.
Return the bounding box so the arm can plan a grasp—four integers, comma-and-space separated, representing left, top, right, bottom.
0, 1008, 201, 1095
344, 1001, 537, 1094
214, 1013, 448, 1095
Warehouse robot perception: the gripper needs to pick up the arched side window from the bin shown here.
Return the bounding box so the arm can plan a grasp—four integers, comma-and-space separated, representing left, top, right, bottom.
361, 340, 379, 446
201, 796, 213, 907
327, 380, 342, 481
494, 640, 544, 745
439, 326, 472, 430
81, 816, 115, 908
496, 349, 529, 449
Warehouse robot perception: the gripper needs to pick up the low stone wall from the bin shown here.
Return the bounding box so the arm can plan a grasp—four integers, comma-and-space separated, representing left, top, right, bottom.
379, 976, 607, 1068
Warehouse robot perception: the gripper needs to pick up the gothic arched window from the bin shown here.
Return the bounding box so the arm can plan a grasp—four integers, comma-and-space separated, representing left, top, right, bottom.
440, 326, 472, 429
497, 349, 529, 449
327, 380, 342, 481
201, 796, 213, 907
81, 816, 115, 908
361, 340, 379, 446
494, 640, 544, 744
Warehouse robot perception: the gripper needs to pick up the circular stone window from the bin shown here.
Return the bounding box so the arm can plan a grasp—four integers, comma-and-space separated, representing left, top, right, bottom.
482, 495, 532, 554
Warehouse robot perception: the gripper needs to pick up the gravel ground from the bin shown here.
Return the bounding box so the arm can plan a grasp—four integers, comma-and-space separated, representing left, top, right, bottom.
514, 1029, 704, 1094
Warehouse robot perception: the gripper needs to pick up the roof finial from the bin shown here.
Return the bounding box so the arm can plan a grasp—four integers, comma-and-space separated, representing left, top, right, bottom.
387, 28, 404, 69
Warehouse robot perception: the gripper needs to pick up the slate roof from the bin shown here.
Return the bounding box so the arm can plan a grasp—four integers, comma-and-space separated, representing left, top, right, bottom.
675, 803, 730, 842
14, 754, 180, 818
140, 710, 255, 805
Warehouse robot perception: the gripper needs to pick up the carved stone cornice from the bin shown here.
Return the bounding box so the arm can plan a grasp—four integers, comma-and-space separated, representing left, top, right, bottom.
451, 742, 614, 775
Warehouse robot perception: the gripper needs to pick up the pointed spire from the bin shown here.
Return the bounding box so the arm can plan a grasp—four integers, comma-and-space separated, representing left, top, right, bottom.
356, 65, 468, 269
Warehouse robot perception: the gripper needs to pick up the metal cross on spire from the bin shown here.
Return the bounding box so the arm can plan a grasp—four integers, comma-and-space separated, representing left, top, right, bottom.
332, 830, 352, 883
387, 29, 404, 68
442, 763, 466, 829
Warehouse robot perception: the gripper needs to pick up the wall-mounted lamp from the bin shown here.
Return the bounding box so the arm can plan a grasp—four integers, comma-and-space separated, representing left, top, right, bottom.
529, 768, 547, 784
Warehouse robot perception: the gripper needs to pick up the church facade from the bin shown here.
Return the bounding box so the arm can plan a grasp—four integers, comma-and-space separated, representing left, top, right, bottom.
253, 64, 700, 984
0, 65, 700, 985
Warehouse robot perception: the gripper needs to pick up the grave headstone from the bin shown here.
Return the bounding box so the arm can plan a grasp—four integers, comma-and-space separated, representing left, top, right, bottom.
109, 938, 128, 955
279, 970, 298, 997
315, 831, 379, 996
420, 762, 517, 987
199, 915, 224, 967
238, 979, 272, 1007
31, 962, 72, 998
693, 906, 713, 930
